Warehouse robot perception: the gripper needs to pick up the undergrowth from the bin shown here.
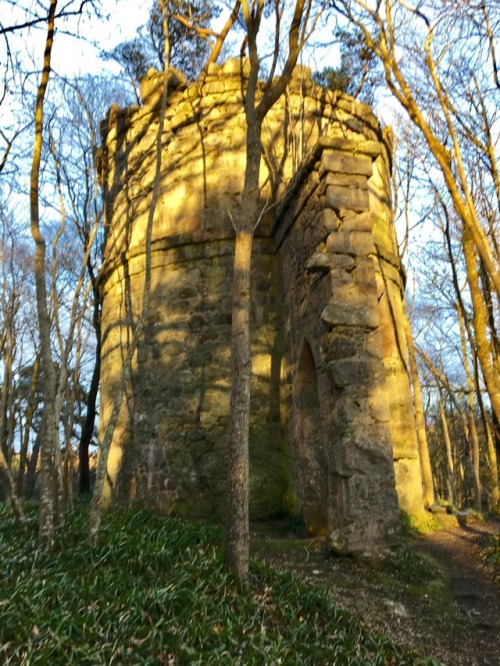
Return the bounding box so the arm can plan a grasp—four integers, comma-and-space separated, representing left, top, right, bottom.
0, 504, 438, 665
480, 533, 500, 582
400, 511, 442, 537
383, 546, 436, 585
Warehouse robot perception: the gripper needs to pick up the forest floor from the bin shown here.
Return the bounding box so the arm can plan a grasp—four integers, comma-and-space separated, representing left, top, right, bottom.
252, 513, 500, 666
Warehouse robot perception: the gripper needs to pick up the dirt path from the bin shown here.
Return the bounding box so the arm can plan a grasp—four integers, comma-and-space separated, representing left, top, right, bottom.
252, 516, 500, 665
413, 517, 500, 665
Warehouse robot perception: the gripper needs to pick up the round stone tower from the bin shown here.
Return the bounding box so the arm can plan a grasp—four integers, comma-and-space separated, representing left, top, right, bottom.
98, 58, 425, 551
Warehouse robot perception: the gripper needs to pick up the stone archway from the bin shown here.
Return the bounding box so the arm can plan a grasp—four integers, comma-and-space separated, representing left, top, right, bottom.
294, 340, 329, 536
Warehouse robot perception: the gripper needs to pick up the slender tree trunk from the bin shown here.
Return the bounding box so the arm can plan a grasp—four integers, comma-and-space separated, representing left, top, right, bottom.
223, 55, 263, 581
17, 358, 40, 497
25, 430, 41, 499
483, 415, 500, 512
224, 228, 253, 584
0, 324, 13, 462
439, 398, 456, 507
0, 445, 26, 526
457, 305, 482, 511
29, 0, 59, 546
79, 294, 101, 495
461, 207, 500, 437
474, 354, 500, 512
404, 314, 435, 506
89, 2, 171, 544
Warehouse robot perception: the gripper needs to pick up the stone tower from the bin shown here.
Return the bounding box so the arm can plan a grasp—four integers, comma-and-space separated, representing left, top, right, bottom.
98, 58, 425, 553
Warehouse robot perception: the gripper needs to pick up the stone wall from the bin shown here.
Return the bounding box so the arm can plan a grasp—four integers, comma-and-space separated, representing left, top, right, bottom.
99, 58, 425, 550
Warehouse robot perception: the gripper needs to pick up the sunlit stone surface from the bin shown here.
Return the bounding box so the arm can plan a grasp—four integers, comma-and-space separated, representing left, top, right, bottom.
98, 59, 425, 552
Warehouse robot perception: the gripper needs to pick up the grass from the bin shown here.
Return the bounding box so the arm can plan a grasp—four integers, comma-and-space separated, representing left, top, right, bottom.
0, 504, 438, 665
480, 533, 500, 582
399, 511, 442, 537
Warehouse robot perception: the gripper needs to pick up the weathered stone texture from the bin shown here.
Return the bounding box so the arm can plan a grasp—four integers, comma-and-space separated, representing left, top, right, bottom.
99, 59, 425, 551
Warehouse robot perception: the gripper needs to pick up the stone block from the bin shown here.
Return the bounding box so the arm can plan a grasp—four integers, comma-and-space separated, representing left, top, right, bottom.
321, 289, 380, 329
326, 184, 370, 212
322, 208, 341, 232
367, 388, 391, 423
393, 458, 426, 516
322, 150, 374, 176
324, 173, 369, 190
327, 230, 376, 256
330, 253, 356, 271
340, 210, 372, 232
222, 57, 250, 76
328, 334, 359, 359
306, 252, 330, 273
352, 257, 377, 289
326, 357, 386, 389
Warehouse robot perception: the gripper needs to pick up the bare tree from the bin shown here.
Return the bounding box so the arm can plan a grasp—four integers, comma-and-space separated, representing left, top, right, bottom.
220, 0, 328, 584
88, 0, 173, 546
27, 0, 100, 544
331, 0, 500, 290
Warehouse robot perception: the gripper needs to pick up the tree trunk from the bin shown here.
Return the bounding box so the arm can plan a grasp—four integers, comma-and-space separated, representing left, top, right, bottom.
29, 0, 59, 546
404, 314, 435, 506
224, 228, 252, 584
439, 398, 456, 507
25, 430, 41, 500
0, 324, 13, 463
0, 445, 26, 526
17, 358, 40, 497
89, 2, 171, 544
475, 354, 500, 512
79, 296, 101, 495
457, 305, 482, 512
462, 228, 500, 442
483, 415, 500, 512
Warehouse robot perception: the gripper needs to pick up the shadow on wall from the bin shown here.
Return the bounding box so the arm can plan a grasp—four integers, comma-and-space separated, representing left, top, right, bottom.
294, 340, 330, 536
99, 233, 288, 520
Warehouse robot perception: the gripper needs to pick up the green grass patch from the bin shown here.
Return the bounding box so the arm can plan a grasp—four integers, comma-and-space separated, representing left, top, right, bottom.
0, 504, 438, 665
399, 511, 443, 537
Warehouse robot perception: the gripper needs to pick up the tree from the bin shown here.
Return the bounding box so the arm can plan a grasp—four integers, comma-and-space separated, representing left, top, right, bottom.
313, 28, 382, 105
88, 0, 174, 545
105, 0, 221, 92
24, 0, 101, 543
212, 0, 327, 584
331, 0, 500, 298
30, 0, 63, 545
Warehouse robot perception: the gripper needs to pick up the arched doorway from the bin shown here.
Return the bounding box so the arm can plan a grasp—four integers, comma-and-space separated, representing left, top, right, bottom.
294, 340, 329, 535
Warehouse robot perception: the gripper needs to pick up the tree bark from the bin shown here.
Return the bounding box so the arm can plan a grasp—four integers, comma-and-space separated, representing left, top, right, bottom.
462, 229, 500, 433
17, 358, 40, 497
0, 444, 26, 526
223, 0, 323, 584
439, 398, 456, 507
224, 228, 253, 583
404, 314, 435, 506
89, 0, 171, 545
79, 332, 100, 495
29, 0, 60, 546
457, 304, 482, 511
